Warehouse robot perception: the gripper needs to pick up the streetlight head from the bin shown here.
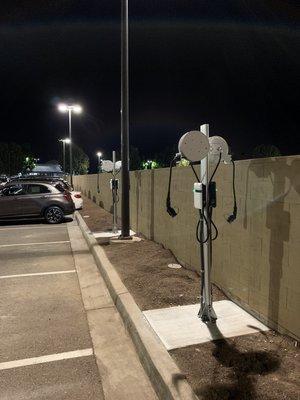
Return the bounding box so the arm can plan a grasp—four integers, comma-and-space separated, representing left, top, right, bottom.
96, 152, 102, 158
73, 104, 82, 114
58, 103, 68, 113
64, 138, 71, 144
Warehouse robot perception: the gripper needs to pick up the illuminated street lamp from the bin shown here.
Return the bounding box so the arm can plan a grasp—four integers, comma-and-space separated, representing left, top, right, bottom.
96, 151, 102, 164
59, 138, 71, 173
57, 103, 82, 185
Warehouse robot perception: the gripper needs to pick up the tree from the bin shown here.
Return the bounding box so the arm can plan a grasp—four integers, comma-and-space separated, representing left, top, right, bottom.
23, 156, 36, 173
65, 144, 89, 175
141, 159, 161, 169
0, 142, 28, 176
153, 144, 178, 167
252, 144, 281, 158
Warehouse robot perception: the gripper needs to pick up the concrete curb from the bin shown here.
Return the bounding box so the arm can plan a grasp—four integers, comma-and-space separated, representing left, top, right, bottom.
75, 212, 199, 400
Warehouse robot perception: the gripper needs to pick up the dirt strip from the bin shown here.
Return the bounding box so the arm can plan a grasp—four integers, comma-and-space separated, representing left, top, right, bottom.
80, 196, 300, 400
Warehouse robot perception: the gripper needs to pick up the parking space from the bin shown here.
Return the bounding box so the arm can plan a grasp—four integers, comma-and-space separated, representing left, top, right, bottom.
0, 357, 103, 400
0, 220, 104, 399
0, 241, 74, 276
0, 224, 69, 246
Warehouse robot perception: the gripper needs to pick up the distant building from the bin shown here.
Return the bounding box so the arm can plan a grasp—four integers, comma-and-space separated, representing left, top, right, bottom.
29, 162, 64, 177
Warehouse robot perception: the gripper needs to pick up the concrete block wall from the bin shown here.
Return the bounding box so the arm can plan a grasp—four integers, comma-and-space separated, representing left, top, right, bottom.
73, 155, 300, 340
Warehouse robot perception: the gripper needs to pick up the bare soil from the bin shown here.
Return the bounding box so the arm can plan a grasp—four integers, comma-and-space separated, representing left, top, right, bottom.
80, 196, 300, 400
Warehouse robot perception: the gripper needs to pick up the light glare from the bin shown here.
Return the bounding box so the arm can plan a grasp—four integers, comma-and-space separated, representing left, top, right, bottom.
97, 152, 102, 157
58, 103, 68, 113
73, 105, 82, 114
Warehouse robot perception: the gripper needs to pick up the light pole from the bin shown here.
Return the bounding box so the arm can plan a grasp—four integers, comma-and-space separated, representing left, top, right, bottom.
96, 151, 102, 166
57, 103, 82, 185
96, 152, 102, 193
120, 0, 131, 239
59, 138, 71, 174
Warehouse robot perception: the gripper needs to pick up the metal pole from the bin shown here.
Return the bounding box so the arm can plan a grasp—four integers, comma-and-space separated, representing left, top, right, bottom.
63, 141, 66, 173
68, 109, 73, 186
97, 155, 100, 193
120, 0, 131, 239
112, 151, 118, 233
199, 123, 217, 323
8, 149, 11, 177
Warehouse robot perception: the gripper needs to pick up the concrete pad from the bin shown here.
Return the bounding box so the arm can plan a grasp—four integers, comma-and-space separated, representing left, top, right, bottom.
93, 229, 136, 244
143, 300, 269, 350
0, 355, 104, 400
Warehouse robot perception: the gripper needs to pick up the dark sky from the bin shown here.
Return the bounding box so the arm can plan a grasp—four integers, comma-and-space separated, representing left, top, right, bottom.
0, 1, 299, 171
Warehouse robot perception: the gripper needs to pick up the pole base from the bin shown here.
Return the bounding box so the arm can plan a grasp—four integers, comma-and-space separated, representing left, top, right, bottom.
110, 235, 141, 244
198, 304, 217, 323
118, 235, 133, 240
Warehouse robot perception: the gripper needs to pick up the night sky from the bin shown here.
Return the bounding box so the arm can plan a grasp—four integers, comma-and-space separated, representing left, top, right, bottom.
0, 1, 299, 171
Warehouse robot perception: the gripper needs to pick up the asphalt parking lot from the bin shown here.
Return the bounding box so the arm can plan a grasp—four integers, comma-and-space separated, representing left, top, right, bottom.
0, 219, 104, 399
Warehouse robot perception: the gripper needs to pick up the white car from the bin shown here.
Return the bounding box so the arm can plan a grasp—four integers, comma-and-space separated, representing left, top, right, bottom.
56, 180, 83, 210
71, 190, 83, 210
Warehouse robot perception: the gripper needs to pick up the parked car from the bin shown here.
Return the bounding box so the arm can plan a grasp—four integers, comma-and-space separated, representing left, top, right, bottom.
11, 176, 83, 210
53, 180, 83, 210
0, 181, 75, 223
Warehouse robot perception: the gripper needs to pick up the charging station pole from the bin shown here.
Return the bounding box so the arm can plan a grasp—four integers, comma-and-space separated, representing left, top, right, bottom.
199, 124, 217, 323
168, 125, 234, 323
112, 151, 118, 233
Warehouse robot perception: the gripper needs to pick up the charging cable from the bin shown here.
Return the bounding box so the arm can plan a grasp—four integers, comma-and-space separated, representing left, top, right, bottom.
227, 160, 237, 223
166, 154, 181, 217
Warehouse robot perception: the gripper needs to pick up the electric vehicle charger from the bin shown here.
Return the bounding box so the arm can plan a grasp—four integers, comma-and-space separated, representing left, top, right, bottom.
165, 125, 237, 323
102, 151, 122, 233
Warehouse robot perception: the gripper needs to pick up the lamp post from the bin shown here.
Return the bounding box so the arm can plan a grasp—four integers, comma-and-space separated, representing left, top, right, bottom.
120, 0, 131, 239
96, 151, 102, 167
96, 152, 102, 193
57, 103, 82, 186
59, 138, 71, 174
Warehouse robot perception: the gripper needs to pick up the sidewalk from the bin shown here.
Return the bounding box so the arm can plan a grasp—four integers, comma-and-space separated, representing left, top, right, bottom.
67, 221, 157, 400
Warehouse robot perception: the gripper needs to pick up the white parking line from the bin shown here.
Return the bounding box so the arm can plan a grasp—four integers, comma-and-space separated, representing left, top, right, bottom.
0, 240, 70, 248
0, 348, 93, 370
0, 270, 76, 280
0, 226, 66, 231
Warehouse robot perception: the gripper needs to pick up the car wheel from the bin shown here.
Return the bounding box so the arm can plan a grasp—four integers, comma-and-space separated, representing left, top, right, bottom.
44, 206, 64, 224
